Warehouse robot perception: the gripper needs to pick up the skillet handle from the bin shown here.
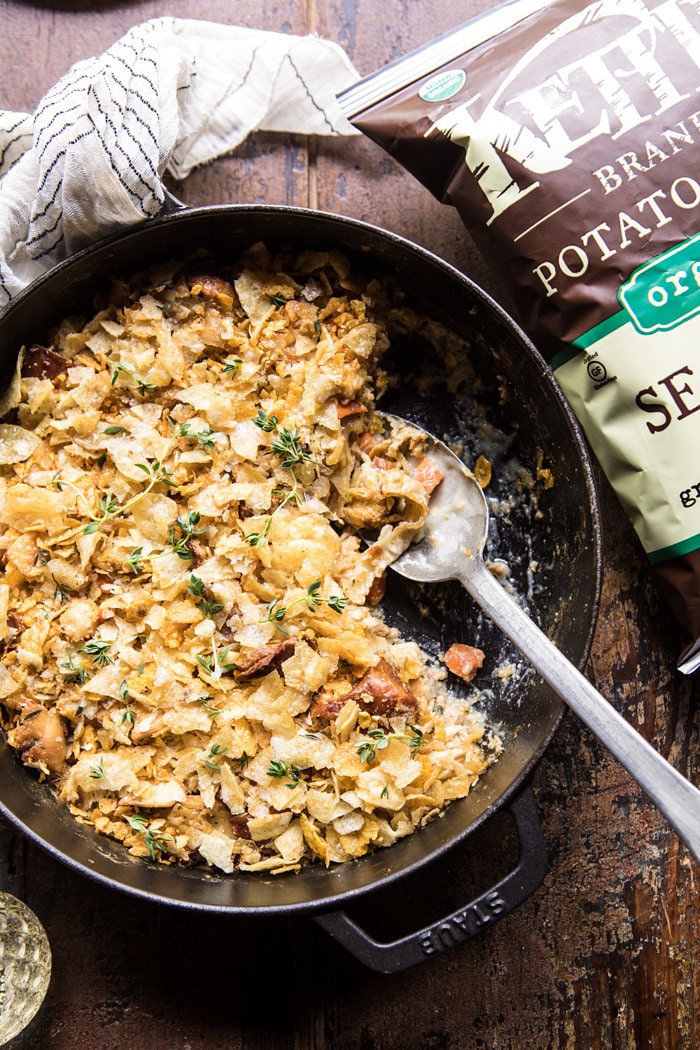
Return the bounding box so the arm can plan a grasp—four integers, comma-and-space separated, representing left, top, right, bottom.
314, 785, 547, 973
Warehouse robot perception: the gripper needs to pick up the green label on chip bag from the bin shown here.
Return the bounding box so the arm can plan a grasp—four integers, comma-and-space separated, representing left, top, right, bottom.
619, 233, 700, 336
418, 70, 466, 102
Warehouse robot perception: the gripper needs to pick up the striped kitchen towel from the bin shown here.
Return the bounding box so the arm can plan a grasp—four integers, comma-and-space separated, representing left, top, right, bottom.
0, 18, 358, 306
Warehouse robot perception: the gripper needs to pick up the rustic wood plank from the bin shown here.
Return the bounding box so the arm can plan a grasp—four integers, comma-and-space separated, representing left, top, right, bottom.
0, 1, 698, 1048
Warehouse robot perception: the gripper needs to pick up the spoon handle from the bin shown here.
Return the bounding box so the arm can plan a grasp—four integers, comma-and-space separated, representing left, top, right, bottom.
459, 558, 700, 864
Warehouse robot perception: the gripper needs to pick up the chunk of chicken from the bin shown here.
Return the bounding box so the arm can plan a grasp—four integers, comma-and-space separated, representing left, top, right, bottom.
236, 639, 297, 681
443, 644, 485, 683
9, 704, 66, 774
313, 659, 418, 720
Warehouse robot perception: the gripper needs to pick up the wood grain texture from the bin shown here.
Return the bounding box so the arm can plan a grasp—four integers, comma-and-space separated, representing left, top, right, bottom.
1, 1, 699, 1047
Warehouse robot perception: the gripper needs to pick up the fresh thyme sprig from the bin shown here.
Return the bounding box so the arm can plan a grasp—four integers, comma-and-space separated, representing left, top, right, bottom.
170, 511, 209, 558
356, 725, 426, 763
89, 757, 105, 780
245, 411, 314, 547
79, 639, 113, 667
267, 759, 302, 789
222, 357, 242, 375
126, 512, 209, 575
252, 409, 279, 432
196, 640, 235, 681
176, 422, 222, 453
203, 742, 228, 771
125, 813, 171, 860
125, 813, 148, 832
119, 680, 136, 726
52, 577, 69, 604
187, 574, 224, 619
196, 695, 221, 719
263, 581, 347, 634
127, 547, 144, 574
82, 451, 179, 537
230, 753, 251, 771
110, 360, 155, 395
135, 460, 178, 487
62, 653, 90, 685
269, 427, 311, 471
110, 361, 134, 386
245, 517, 273, 549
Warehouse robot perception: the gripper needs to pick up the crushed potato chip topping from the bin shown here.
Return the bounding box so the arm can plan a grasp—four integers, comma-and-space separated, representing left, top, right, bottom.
0, 244, 500, 874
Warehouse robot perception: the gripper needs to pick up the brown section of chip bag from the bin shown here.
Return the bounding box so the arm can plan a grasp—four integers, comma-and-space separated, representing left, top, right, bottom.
340, 0, 700, 671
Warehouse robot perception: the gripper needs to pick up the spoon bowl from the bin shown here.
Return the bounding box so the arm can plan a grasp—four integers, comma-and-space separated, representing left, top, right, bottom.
383, 413, 491, 584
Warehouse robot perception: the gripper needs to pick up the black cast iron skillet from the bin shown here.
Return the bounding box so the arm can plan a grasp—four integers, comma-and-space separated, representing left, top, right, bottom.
0, 204, 601, 972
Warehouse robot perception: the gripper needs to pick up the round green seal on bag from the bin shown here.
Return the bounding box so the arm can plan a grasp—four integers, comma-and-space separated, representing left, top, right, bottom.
419, 69, 466, 102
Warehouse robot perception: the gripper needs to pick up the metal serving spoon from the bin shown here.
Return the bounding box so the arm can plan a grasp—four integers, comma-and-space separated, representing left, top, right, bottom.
383, 413, 700, 864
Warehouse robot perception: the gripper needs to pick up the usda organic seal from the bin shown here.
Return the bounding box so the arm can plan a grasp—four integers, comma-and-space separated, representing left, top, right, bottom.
419, 69, 466, 103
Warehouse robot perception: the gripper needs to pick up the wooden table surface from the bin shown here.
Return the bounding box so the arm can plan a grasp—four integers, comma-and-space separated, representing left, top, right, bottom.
1, 2, 699, 1047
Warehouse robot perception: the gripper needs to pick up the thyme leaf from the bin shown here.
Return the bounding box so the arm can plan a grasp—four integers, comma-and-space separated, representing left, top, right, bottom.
124, 813, 170, 860
89, 757, 105, 780
188, 574, 224, 619
62, 653, 90, 685
196, 695, 221, 719
203, 742, 228, 770
79, 639, 113, 667
264, 582, 346, 631
177, 423, 222, 453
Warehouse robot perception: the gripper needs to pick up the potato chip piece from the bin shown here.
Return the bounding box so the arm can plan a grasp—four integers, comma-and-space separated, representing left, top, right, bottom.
299, 813, 331, 865
177, 384, 239, 429
376, 738, 422, 790
72, 370, 112, 412
0, 425, 41, 465
198, 831, 235, 874
332, 811, 364, 835
281, 641, 331, 694
5, 534, 42, 579
65, 753, 140, 798
274, 820, 305, 864
22, 377, 55, 417
269, 730, 335, 771
229, 420, 262, 462
356, 769, 404, 811
131, 492, 177, 544
304, 790, 349, 825
16, 619, 49, 670
234, 271, 276, 333
248, 812, 292, 841
219, 764, 246, 815
47, 558, 86, 592
124, 781, 187, 808
0, 663, 20, 700
0, 482, 72, 534
0, 353, 22, 418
